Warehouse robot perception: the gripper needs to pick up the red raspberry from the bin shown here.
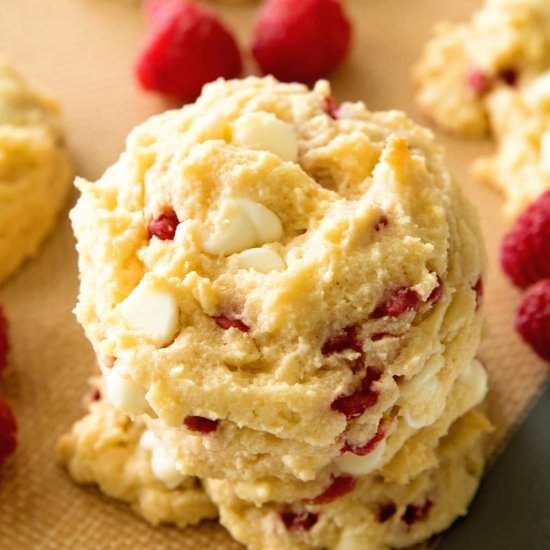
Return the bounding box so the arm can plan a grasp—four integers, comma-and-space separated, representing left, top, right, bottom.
136, 0, 242, 102
515, 279, 550, 361
371, 287, 419, 319
148, 209, 180, 240
0, 306, 8, 376
309, 475, 356, 505
402, 500, 433, 526
183, 415, 219, 433
212, 315, 250, 333
0, 399, 17, 466
465, 67, 492, 95
501, 191, 550, 289
331, 367, 381, 419
342, 416, 391, 456
251, 0, 352, 83
280, 511, 318, 531
321, 325, 361, 355
377, 502, 397, 523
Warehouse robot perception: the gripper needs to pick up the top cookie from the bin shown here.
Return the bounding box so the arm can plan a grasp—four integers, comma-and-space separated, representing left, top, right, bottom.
414, 0, 550, 137
0, 58, 72, 283
71, 77, 485, 464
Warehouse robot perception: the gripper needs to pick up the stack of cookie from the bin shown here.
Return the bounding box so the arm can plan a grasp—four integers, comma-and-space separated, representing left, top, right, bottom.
59, 77, 492, 550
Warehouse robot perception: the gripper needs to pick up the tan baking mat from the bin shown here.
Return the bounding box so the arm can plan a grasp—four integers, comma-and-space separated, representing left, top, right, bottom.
0, 1, 547, 548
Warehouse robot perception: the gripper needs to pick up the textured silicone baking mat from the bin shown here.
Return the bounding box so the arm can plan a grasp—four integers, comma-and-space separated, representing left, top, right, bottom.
0, 1, 547, 549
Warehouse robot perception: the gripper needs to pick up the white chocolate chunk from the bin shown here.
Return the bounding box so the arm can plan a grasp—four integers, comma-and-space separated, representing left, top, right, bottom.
525, 73, 550, 109
203, 201, 256, 255
459, 359, 488, 409
239, 199, 283, 243
540, 129, 550, 175
236, 248, 286, 273
139, 429, 158, 451
118, 281, 179, 346
203, 199, 283, 256
140, 430, 185, 489
150, 446, 185, 489
233, 112, 298, 162
105, 367, 148, 416
401, 355, 445, 429
335, 439, 386, 476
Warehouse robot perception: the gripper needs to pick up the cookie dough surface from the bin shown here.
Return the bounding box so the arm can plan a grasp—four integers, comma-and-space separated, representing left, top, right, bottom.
57, 381, 217, 528
206, 407, 492, 550
0, 58, 72, 283
72, 76, 485, 483
474, 71, 550, 217
414, 0, 550, 137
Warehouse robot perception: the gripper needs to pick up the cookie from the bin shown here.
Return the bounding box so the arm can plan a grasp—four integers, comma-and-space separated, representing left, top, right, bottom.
0, 58, 72, 283
414, 0, 550, 137
71, 76, 486, 484
57, 380, 217, 528
206, 407, 492, 550
473, 71, 550, 217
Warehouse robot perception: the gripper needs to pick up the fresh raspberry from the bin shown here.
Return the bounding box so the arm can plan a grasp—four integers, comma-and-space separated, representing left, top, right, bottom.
148, 209, 180, 240
136, 0, 242, 102
251, 0, 352, 83
0, 306, 8, 376
501, 190, 550, 289
515, 279, 550, 361
0, 399, 17, 466
280, 511, 318, 531
212, 315, 250, 332
183, 415, 219, 433
309, 475, 356, 505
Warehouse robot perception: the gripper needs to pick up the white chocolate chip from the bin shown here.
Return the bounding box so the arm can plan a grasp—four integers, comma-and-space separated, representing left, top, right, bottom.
400, 355, 445, 429
239, 199, 283, 243
139, 430, 158, 451
540, 129, 550, 175
233, 112, 298, 162
118, 281, 179, 346
458, 359, 488, 409
203, 199, 283, 256
105, 367, 148, 416
525, 73, 550, 109
150, 446, 185, 489
335, 439, 386, 476
236, 248, 286, 273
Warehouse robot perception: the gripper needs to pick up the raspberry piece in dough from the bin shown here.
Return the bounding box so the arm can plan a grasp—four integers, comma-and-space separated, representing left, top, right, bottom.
184, 416, 219, 434
310, 475, 356, 505
252, 0, 352, 83
280, 511, 318, 531
148, 210, 180, 240
136, 0, 242, 101
515, 279, 550, 362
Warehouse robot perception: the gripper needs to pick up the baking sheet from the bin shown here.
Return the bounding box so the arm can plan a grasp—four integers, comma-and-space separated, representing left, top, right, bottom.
0, 1, 547, 548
